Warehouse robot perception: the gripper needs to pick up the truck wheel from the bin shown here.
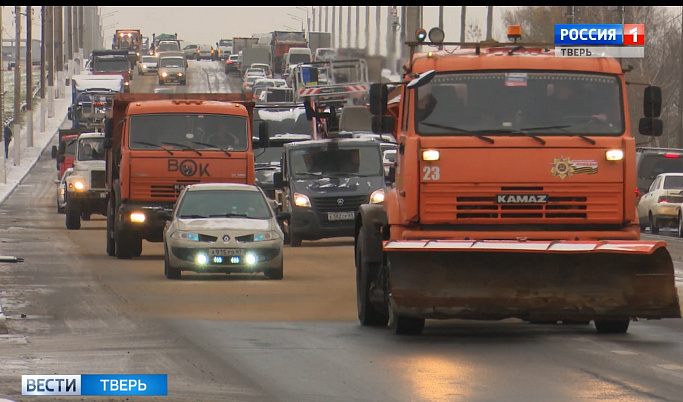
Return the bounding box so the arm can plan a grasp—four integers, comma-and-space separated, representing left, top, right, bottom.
106, 199, 116, 257
115, 227, 134, 260
355, 231, 389, 327
594, 319, 630, 334
164, 249, 181, 279
677, 212, 683, 238
65, 199, 81, 230
131, 236, 143, 257
388, 305, 425, 335
81, 212, 91, 221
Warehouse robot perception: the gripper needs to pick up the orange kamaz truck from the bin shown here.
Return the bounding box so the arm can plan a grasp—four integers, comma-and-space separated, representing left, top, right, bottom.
354, 26, 680, 335
103, 93, 266, 259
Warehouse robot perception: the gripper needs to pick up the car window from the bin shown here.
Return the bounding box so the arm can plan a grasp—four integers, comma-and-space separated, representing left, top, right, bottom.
663, 175, 683, 189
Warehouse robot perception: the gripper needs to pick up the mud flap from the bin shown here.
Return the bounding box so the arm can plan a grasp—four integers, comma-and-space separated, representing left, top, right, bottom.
385, 240, 681, 322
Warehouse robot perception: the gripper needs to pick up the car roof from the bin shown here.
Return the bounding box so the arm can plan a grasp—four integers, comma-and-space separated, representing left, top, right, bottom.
284, 138, 383, 150
185, 183, 262, 192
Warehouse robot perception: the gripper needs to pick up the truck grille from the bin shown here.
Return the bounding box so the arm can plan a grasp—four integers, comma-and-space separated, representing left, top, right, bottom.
421, 184, 623, 223
90, 170, 106, 189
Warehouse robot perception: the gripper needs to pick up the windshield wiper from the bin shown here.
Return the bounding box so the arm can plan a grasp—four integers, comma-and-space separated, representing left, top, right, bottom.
520, 125, 597, 144
178, 214, 208, 219
295, 172, 323, 177
162, 142, 203, 156
132, 141, 174, 155
422, 122, 495, 144
481, 128, 546, 145
192, 141, 232, 156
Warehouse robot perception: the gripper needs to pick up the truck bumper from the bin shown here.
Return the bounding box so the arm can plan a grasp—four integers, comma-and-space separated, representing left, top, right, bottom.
290, 208, 355, 240
117, 202, 174, 242
68, 190, 108, 215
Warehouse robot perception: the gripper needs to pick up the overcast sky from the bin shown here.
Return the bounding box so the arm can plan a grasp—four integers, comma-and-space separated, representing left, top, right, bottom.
3, 6, 495, 55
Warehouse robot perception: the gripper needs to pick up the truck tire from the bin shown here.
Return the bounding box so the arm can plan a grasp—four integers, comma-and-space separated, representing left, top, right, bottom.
65, 199, 81, 230
115, 227, 134, 260
594, 319, 630, 334
164, 249, 181, 279
131, 236, 143, 257
106, 199, 116, 256
355, 231, 389, 327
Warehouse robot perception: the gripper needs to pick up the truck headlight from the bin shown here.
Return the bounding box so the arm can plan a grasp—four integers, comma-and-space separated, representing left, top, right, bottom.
73, 180, 85, 191
130, 212, 146, 223
293, 192, 311, 208
370, 188, 385, 204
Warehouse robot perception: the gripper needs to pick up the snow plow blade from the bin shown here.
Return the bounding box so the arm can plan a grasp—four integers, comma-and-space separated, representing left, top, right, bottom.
385, 240, 681, 322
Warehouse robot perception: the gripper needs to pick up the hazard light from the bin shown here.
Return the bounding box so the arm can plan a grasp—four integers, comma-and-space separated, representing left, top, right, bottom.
508, 25, 522, 41
415, 29, 427, 43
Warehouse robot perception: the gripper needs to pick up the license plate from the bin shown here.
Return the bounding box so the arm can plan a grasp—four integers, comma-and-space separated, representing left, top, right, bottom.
99, 192, 107, 198
209, 249, 244, 257
327, 211, 355, 221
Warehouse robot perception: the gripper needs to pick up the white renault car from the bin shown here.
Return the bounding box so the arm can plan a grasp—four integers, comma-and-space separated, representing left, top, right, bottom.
161, 183, 288, 280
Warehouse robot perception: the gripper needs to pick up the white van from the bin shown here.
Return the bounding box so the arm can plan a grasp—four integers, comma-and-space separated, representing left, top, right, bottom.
282, 47, 312, 71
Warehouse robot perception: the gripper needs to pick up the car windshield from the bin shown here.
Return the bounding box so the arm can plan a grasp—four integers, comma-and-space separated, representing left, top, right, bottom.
141, 56, 157, 64
177, 189, 272, 219
415, 72, 623, 136
129, 114, 249, 151
289, 145, 382, 178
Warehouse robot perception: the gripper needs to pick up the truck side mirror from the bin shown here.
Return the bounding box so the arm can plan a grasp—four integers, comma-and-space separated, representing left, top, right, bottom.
104, 118, 113, 138
372, 115, 394, 135
644, 86, 662, 118
58, 155, 65, 163
369, 83, 388, 115
258, 122, 269, 148
273, 172, 285, 188
639, 117, 663, 137
58, 141, 66, 154
51, 145, 58, 159
387, 165, 396, 184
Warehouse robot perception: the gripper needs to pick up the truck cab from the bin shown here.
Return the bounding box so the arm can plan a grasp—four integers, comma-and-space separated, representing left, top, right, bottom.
273, 138, 385, 246
65, 132, 108, 230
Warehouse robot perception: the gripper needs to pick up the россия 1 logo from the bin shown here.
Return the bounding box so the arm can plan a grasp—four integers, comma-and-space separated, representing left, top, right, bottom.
555, 24, 644, 46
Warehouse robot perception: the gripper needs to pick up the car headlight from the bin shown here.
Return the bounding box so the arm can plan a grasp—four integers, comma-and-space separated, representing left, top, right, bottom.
171, 231, 200, 241
161, 71, 168, 78
293, 192, 311, 207
370, 188, 385, 204
253, 231, 279, 242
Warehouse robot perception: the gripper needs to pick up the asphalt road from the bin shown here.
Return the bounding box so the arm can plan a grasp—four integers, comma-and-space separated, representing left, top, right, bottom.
1, 59, 683, 402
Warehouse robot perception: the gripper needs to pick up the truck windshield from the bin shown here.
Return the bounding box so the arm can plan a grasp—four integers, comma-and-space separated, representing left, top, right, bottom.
78, 138, 105, 161
129, 114, 249, 152
414, 72, 623, 137
93, 58, 129, 73
159, 57, 184, 68
289, 146, 382, 178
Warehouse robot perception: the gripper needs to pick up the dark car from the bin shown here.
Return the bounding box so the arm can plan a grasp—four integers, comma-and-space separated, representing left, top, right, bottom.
635, 147, 683, 202
273, 138, 386, 247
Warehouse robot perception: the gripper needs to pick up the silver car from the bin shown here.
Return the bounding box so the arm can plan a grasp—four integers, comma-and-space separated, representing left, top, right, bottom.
137, 55, 158, 75
161, 183, 288, 280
